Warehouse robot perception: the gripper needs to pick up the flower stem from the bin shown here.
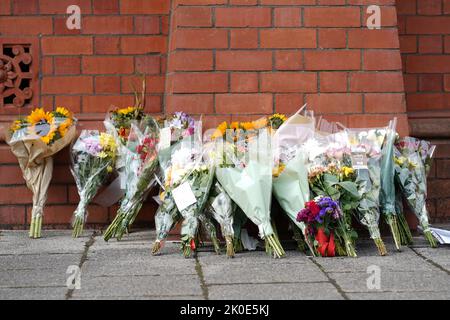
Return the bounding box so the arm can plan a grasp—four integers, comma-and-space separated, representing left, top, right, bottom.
424, 230, 437, 248
374, 237, 387, 256
396, 212, 413, 245
386, 215, 402, 251
225, 236, 235, 258
151, 241, 162, 256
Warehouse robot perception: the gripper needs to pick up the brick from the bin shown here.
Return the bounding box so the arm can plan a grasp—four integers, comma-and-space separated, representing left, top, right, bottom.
429, 180, 450, 198
95, 76, 121, 94
42, 37, 93, 55
406, 56, 450, 73
42, 76, 93, 94
399, 35, 417, 54
175, 7, 212, 27
363, 6, 397, 27
83, 56, 134, 74
230, 73, 259, 93
215, 8, 271, 27
53, 17, 81, 35
305, 50, 361, 71
95, 37, 120, 54
406, 17, 450, 34
260, 0, 315, 4
350, 72, 404, 92
0, 17, 52, 35
304, 7, 360, 27
230, 29, 258, 49
318, 0, 345, 3
275, 51, 303, 71
82, 95, 135, 113
435, 141, 450, 158
168, 51, 213, 71
436, 199, 450, 218
143, 95, 163, 113
0, 0, 11, 15
168, 73, 228, 93
120, 36, 167, 54
363, 50, 402, 71
275, 94, 304, 114
446, 0, 450, 14
261, 73, 317, 93
175, 0, 226, 4
0, 166, 24, 184
93, 0, 119, 14
39, 0, 92, 14
83, 16, 134, 34
319, 72, 347, 93
0, 145, 19, 164
318, 29, 347, 49
404, 74, 418, 93
348, 29, 399, 48
13, 0, 38, 14
120, 0, 170, 14
260, 29, 316, 49
419, 36, 443, 54
216, 51, 272, 71
306, 94, 363, 114
121, 75, 165, 94
135, 16, 160, 34
419, 75, 443, 92
54, 56, 81, 75
445, 36, 450, 53
135, 55, 161, 74
274, 8, 301, 27
445, 75, 450, 91
230, 0, 257, 4
364, 94, 406, 113
41, 57, 53, 75
348, 114, 410, 137
347, 0, 396, 4
216, 94, 273, 114
173, 29, 228, 49
396, 0, 416, 15
166, 94, 214, 114
162, 15, 170, 35
417, 0, 442, 15
55, 96, 81, 113
407, 93, 450, 111
0, 206, 26, 226
0, 186, 32, 204
437, 160, 450, 178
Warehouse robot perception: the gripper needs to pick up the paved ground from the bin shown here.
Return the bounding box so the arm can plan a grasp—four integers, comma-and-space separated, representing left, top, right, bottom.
0, 228, 449, 300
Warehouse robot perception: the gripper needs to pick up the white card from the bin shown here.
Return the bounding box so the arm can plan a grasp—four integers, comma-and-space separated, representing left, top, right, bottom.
159, 127, 171, 150
172, 182, 197, 211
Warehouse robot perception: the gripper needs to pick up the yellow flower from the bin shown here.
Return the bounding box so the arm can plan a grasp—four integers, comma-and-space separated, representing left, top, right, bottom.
40, 130, 56, 144
98, 151, 108, 159
342, 166, 354, 177
27, 108, 53, 125
117, 107, 135, 115
394, 157, 405, 166
55, 107, 71, 118
27, 108, 57, 145
252, 117, 268, 130
241, 121, 254, 131
58, 118, 73, 137
230, 122, 239, 130
99, 132, 117, 158
107, 166, 113, 173
10, 120, 23, 133
273, 164, 286, 177
269, 113, 287, 130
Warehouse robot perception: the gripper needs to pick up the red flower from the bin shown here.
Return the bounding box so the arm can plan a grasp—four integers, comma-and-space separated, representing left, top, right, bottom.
315, 228, 336, 257
306, 201, 320, 217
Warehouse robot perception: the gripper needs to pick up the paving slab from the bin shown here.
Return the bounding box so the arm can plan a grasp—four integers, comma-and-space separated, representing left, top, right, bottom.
0, 286, 67, 300
347, 291, 450, 300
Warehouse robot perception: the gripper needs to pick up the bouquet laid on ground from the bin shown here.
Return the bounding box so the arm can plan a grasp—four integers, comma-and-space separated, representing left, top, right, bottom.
70, 131, 116, 238
304, 131, 360, 257
347, 126, 388, 255
394, 137, 437, 248
152, 112, 199, 255
103, 116, 159, 241
5, 107, 76, 238
379, 118, 402, 250
216, 126, 285, 258
297, 196, 350, 257
272, 107, 316, 254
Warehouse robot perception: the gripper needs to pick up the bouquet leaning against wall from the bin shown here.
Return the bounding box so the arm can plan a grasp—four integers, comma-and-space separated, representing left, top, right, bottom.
103, 116, 159, 241
5, 107, 76, 238
70, 131, 116, 237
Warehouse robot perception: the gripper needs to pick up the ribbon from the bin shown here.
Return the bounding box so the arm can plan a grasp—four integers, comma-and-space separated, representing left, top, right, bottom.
315, 227, 335, 257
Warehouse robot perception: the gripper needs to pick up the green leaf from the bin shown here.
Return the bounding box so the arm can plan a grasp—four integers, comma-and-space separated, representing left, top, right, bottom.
337, 181, 360, 199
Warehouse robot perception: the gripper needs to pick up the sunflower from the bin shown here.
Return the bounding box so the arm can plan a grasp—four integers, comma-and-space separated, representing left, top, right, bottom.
10, 119, 25, 133
269, 113, 287, 130
117, 107, 135, 115
252, 117, 268, 130
241, 121, 254, 131
27, 108, 57, 145
54, 107, 72, 118
58, 118, 73, 137
211, 121, 228, 140
230, 122, 239, 130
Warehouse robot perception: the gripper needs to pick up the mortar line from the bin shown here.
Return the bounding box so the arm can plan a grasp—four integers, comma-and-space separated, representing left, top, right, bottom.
410, 247, 450, 276
194, 255, 209, 300
309, 257, 350, 300
65, 231, 98, 300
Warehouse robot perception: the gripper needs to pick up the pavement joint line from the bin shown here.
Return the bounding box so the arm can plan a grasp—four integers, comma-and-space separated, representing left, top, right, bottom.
0, 285, 64, 289
65, 231, 98, 300
308, 257, 350, 300
409, 247, 450, 276
207, 281, 330, 287
195, 255, 209, 301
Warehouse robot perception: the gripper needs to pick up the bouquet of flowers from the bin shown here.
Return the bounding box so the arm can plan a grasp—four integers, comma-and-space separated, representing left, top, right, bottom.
152, 112, 198, 255
5, 107, 76, 238
216, 127, 285, 258
70, 131, 116, 237
379, 118, 402, 250
103, 116, 159, 241
347, 127, 388, 255
272, 107, 316, 254
304, 131, 360, 257
394, 137, 437, 248
297, 196, 346, 257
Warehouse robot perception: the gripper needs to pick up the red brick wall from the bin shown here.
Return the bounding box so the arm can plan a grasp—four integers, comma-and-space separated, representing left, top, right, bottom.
0, 0, 421, 228
397, 0, 450, 222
